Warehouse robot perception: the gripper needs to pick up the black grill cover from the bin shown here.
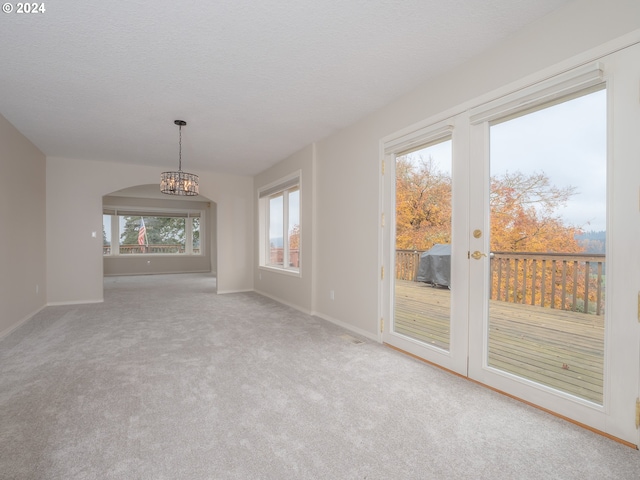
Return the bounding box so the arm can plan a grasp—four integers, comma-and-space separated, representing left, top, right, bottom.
417, 244, 451, 287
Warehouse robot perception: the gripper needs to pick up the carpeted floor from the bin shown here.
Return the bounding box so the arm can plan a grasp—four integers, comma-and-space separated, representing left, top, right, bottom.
1, 273, 639, 479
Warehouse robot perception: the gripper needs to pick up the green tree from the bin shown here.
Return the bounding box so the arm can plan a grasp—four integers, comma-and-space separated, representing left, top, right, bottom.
120, 216, 186, 246
192, 217, 200, 249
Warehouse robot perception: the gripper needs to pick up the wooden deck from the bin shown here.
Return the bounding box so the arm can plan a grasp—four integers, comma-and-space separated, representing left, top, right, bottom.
394, 280, 604, 404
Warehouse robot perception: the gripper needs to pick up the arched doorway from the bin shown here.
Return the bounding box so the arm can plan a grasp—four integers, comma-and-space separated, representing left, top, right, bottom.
101, 184, 217, 290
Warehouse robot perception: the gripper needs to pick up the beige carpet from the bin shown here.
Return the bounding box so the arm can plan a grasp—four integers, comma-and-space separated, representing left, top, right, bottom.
1, 273, 639, 479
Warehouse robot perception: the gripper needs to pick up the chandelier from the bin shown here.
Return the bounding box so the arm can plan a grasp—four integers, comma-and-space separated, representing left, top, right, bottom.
160, 120, 199, 196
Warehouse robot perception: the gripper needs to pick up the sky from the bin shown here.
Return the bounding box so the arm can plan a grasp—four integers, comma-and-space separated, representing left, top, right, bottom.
405, 88, 607, 232
490, 88, 607, 232
269, 189, 300, 244
102, 216, 135, 242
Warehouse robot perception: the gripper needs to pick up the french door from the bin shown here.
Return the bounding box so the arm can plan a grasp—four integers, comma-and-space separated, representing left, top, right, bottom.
381, 116, 470, 376
382, 43, 640, 445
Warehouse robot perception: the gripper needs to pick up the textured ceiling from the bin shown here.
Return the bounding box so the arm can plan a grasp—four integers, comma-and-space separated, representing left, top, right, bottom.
0, 0, 570, 176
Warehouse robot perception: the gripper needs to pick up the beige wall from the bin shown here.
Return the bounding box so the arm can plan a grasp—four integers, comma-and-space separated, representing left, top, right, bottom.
3, 0, 639, 336
259, 0, 640, 338
0, 114, 46, 336
254, 144, 314, 313
46, 157, 253, 304
102, 195, 213, 276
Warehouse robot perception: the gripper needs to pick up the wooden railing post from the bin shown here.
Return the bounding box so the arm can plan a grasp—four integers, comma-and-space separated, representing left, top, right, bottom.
488, 252, 604, 315
395, 250, 423, 281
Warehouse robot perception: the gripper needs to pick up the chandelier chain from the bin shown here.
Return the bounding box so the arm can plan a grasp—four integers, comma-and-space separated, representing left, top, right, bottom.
178, 124, 182, 171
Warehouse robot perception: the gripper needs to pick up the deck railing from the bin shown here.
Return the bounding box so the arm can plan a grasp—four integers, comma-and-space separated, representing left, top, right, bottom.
396, 250, 422, 282
269, 247, 300, 268
395, 249, 605, 315
490, 251, 605, 315
103, 244, 201, 255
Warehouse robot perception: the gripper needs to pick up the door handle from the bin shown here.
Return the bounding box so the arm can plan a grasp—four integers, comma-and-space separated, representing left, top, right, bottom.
470, 251, 487, 260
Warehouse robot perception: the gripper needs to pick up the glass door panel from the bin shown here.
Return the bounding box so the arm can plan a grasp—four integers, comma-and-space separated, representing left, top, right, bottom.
487, 88, 607, 403
394, 140, 452, 350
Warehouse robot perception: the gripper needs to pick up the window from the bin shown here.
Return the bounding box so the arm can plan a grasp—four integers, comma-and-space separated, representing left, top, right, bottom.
259, 173, 300, 273
192, 216, 200, 254
103, 214, 112, 255
102, 209, 202, 256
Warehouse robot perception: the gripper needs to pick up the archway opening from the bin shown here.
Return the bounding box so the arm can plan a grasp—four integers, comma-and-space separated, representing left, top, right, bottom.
101, 184, 217, 291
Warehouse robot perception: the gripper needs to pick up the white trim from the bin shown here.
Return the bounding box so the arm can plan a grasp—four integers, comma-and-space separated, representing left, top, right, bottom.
255, 289, 312, 315
255, 289, 378, 341
311, 142, 318, 314
257, 170, 301, 197
216, 289, 254, 294
102, 205, 204, 216
383, 123, 454, 155
469, 62, 604, 125
103, 269, 211, 277
258, 170, 302, 274
464, 30, 640, 125
376, 30, 640, 156
379, 115, 467, 374
258, 265, 301, 278
47, 299, 104, 306
311, 311, 379, 342
104, 254, 203, 258
0, 304, 47, 340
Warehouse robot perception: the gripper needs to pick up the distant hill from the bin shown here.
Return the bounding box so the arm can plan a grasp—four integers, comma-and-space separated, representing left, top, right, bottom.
576, 231, 606, 254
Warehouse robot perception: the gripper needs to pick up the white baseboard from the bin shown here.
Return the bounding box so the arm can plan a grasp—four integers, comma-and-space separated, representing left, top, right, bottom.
0, 304, 47, 340
311, 311, 379, 342
254, 289, 312, 315
216, 289, 254, 294
47, 299, 104, 306
103, 270, 211, 277
253, 289, 378, 342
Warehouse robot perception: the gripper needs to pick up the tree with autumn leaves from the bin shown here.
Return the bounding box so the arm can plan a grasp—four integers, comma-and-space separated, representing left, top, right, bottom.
396, 155, 598, 311
395, 155, 584, 254
489, 171, 583, 253
395, 155, 452, 251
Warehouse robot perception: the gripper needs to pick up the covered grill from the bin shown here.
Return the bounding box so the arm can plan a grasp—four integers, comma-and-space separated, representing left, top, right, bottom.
416, 243, 451, 288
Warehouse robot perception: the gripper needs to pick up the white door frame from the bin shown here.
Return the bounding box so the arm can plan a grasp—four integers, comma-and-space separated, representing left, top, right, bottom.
380, 116, 470, 376
378, 36, 640, 446
467, 46, 640, 444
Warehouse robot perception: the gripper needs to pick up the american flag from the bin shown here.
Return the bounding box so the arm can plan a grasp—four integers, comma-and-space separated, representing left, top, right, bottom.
138, 218, 147, 246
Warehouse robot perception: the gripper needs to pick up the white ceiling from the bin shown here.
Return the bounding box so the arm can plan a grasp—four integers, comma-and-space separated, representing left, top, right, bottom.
0, 0, 571, 176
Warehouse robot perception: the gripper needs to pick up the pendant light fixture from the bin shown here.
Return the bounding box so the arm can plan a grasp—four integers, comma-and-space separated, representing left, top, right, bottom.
160, 120, 199, 196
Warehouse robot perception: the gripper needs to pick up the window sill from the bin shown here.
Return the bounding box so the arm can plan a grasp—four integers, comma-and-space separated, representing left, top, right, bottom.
104, 254, 203, 258
259, 265, 301, 278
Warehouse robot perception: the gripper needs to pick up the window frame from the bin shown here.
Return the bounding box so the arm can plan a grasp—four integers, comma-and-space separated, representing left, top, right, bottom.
102, 206, 204, 257
258, 172, 301, 275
